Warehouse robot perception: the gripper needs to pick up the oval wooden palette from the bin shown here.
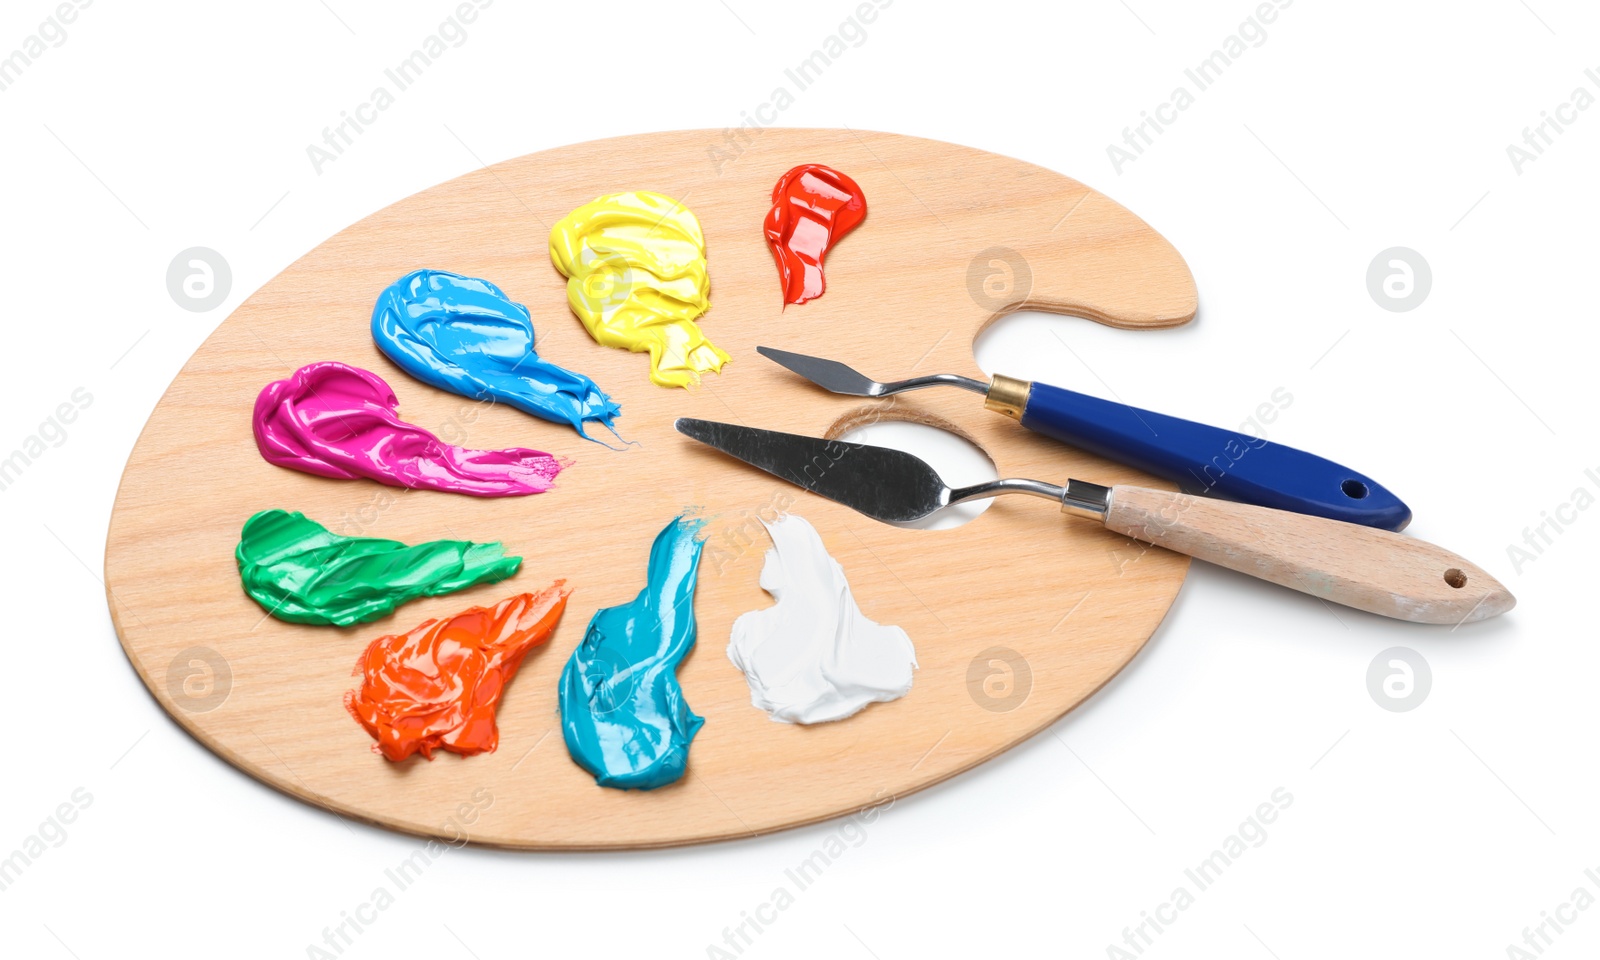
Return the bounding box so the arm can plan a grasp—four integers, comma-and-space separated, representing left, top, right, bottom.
105, 129, 1196, 849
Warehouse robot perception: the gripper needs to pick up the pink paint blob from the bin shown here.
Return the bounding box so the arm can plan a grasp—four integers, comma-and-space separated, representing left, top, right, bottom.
253, 362, 566, 497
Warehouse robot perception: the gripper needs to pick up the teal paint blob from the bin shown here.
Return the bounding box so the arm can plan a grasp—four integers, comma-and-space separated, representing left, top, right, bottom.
559, 514, 707, 790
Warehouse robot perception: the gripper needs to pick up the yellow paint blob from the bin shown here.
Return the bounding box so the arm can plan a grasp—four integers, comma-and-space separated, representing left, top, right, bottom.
549, 191, 729, 388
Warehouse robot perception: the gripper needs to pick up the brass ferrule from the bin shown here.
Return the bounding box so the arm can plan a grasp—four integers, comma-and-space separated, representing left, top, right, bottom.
984, 374, 1031, 420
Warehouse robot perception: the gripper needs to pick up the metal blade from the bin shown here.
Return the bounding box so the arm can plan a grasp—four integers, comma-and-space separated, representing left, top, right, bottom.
757, 345, 990, 399
674, 418, 949, 523
755, 346, 884, 396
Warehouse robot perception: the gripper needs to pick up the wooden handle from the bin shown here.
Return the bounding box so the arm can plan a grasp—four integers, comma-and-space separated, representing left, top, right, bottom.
1102, 485, 1514, 624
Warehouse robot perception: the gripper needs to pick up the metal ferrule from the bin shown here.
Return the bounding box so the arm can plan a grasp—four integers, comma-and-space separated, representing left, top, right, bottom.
1060, 479, 1111, 521
984, 374, 1032, 420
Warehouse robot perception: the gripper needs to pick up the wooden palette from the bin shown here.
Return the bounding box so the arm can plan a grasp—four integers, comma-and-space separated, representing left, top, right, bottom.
105, 129, 1197, 849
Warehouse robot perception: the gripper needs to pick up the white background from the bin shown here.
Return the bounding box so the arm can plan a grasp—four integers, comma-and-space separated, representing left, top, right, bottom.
1, 1, 1595, 957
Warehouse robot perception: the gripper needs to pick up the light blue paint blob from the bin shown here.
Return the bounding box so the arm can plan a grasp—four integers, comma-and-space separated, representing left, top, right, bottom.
560, 514, 707, 790
372, 269, 624, 444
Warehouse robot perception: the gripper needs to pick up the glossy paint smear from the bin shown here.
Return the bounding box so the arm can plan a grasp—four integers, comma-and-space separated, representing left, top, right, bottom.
372, 270, 623, 443
549, 191, 729, 388
763, 164, 866, 306
729, 514, 915, 724
254, 361, 564, 497
236, 509, 520, 627
559, 514, 708, 789
346, 583, 571, 762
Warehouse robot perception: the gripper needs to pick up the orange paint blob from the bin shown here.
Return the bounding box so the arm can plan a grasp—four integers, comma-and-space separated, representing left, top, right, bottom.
345, 583, 571, 762
763, 164, 867, 305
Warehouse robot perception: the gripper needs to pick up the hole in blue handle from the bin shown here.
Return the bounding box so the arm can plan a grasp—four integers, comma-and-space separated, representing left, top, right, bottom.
1341, 479, 1369, 500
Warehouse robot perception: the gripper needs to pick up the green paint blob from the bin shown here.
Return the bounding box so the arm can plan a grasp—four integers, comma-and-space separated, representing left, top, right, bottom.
235, 509, 521, 627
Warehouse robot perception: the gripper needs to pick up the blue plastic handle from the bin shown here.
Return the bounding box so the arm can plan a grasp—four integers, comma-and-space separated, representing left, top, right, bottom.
1019, 381, 1411, 530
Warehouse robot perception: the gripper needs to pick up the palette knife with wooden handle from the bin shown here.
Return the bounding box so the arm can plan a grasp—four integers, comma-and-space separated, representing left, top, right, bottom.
675, 418, 1512, 625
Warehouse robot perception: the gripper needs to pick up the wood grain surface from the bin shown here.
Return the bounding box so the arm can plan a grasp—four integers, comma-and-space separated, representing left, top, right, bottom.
105, 128, 1197, 849
1104, 485, 1514, 624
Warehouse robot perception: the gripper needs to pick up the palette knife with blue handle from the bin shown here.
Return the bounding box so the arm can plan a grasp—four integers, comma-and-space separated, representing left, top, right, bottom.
757, 346, 1411, 531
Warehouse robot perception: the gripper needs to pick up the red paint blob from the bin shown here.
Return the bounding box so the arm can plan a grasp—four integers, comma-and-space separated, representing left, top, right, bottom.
763, 164, 867, 306
345, 583, 570, 762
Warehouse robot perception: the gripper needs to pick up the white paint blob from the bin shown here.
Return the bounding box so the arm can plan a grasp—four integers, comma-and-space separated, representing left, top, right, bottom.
728, 514, 917, 724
